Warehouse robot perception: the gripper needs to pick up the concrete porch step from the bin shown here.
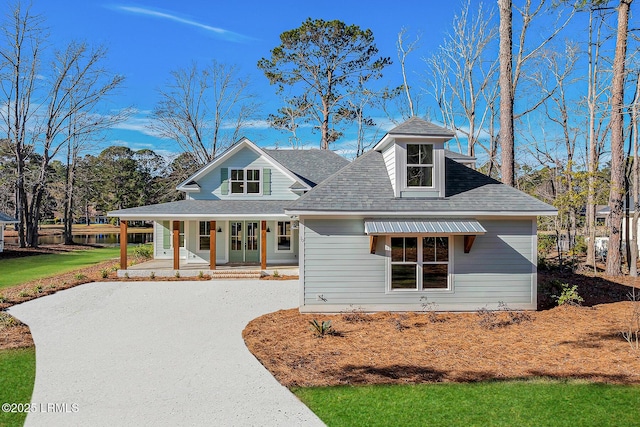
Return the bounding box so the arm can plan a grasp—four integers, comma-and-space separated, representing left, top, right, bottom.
210, 270, 263, 279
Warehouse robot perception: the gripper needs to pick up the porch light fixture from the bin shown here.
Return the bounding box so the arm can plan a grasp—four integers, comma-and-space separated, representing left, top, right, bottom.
217, 227, 222, 232
266, 227, 271, 232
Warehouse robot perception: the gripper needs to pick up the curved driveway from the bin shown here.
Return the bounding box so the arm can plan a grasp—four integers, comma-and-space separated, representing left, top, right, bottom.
9, 280, 324, 426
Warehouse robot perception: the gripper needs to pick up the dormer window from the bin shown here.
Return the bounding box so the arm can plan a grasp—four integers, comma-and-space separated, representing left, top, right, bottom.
230, 169, 261, 194
406, 144, 433, 187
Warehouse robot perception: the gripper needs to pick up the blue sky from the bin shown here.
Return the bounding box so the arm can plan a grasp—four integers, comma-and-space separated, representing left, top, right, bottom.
29, 0, 589, 161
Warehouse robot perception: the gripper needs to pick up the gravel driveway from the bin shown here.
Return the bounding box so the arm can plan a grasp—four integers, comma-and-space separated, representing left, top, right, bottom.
8, 280, 324, 426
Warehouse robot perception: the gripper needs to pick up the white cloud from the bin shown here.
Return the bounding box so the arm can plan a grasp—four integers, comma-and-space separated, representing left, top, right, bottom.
111, 5, 251, 42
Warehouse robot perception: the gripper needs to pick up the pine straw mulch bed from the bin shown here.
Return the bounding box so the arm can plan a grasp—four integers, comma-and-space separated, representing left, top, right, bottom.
244, 270, 640, 387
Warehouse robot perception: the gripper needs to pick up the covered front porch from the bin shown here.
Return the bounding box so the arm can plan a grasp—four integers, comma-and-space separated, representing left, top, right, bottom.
109, 200, 300, 274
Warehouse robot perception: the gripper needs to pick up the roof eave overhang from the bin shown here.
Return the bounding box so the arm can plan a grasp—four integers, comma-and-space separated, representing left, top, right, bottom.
107, 212, 290, 220
285, 210, 558, 217
373, 132, 455, 152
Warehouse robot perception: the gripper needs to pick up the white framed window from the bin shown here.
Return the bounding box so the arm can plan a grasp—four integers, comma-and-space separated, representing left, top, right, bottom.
406, 144, 434, 187
198, 221, 211, 251
230, 168, 261, 194
275, 221, 292, 252
168, 221, 185, 249
389, 236, 450, 291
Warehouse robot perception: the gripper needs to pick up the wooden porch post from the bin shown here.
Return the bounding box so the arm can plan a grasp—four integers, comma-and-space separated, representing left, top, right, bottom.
209, 220, 216, 270
120, 220, 128, 270
261, 220, 267, 270
172, 221, 180, 270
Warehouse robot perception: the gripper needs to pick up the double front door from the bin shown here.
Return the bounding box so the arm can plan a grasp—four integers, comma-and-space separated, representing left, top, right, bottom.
229, 221, 260, 263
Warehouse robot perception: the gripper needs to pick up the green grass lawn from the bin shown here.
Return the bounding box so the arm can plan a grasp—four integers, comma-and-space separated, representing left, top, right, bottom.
0, 348, 36, 427
0, 246, 124, 290
293, 380, 640, 427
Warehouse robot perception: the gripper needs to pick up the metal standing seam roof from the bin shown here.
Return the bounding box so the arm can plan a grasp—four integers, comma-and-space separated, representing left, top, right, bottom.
364, 219, 487, 235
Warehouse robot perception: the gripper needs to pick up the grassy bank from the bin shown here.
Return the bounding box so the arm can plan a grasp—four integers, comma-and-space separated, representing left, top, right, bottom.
0, 247, 123, 290
0, 348, 36, 427
293, 380, 640, 427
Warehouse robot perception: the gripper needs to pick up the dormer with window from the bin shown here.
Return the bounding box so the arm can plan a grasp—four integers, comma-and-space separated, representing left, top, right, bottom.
373, 117, 455, 199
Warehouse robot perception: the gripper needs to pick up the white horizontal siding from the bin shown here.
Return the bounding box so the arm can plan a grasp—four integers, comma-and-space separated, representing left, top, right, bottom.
194, 147, 299, 200
382, 144, 396, 194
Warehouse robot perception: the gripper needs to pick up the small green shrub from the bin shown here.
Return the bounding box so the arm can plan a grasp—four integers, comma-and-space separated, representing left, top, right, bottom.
0, 312, 17, 328
309, 319, 334, 338
538, 234, 555, 256
100, 269, 109, 279
0, 295, 7, 304
572, 235, 587, 255
175, 271, 181, 278
32, 285, 43, 294
18, 291, 30, 298
74, 273, 87, 280
132, 244, 153, 259
554, 283, 584, 306
149, 271, 156, 280
273, 270, 280, 278
198, 271, 204, 279
124, 272, 129, 279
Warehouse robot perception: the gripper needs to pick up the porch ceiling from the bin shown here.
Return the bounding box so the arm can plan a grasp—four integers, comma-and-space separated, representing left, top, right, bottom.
107, 200, 293, 220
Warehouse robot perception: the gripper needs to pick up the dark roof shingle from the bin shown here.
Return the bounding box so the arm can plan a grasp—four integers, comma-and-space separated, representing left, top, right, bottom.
264, 148, 349, 187
109, 200, 293, 218
388, 117, 456, 137
286, 151, 556, 214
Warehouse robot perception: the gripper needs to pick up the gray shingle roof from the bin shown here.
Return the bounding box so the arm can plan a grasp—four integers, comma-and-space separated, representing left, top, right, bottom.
0, 212, 18, 222
388, 117, 456, 138
264, 148, 349, 187
109, 200, 293, 219
286, 150, 556, 214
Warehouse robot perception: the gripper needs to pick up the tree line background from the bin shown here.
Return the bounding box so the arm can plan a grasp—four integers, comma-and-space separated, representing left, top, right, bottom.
0, 0, 638, 276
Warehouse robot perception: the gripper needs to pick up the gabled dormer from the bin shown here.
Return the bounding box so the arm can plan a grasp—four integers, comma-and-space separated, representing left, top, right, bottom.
176, 138, 350, 201
176, 138, 313, 201
373, 117, 456, 199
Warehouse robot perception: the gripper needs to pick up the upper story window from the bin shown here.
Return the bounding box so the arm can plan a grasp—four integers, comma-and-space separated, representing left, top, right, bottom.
406, 144, 433, 187
230, 169, 260, 194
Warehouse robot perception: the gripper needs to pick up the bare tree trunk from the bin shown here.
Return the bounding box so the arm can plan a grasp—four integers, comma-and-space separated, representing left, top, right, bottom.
498, 0, 515, 186
397, 28, 418, 118
63, 134, 75, 245
606, 0, 632, 276
630, 71, 640, 277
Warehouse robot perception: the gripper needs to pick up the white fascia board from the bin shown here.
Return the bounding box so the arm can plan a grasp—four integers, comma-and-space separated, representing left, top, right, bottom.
256, 147, 312, 192
284, 210, 558, 217
373, 133, 453, 151
176, 138, 311, 192
176, 138, 251, 190
108, 213, 290, 220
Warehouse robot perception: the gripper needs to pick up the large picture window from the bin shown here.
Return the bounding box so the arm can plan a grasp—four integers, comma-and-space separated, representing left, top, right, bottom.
230, 169, 261, 194
406, 144, 433, 187
390, 236, 449, 290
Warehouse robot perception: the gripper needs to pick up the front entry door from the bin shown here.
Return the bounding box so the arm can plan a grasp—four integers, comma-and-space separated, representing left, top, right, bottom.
229, 221, 260, 263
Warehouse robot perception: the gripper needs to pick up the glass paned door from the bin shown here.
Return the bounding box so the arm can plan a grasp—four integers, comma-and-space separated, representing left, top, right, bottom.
245, 222, 259, 262
229, 221, 260, 263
